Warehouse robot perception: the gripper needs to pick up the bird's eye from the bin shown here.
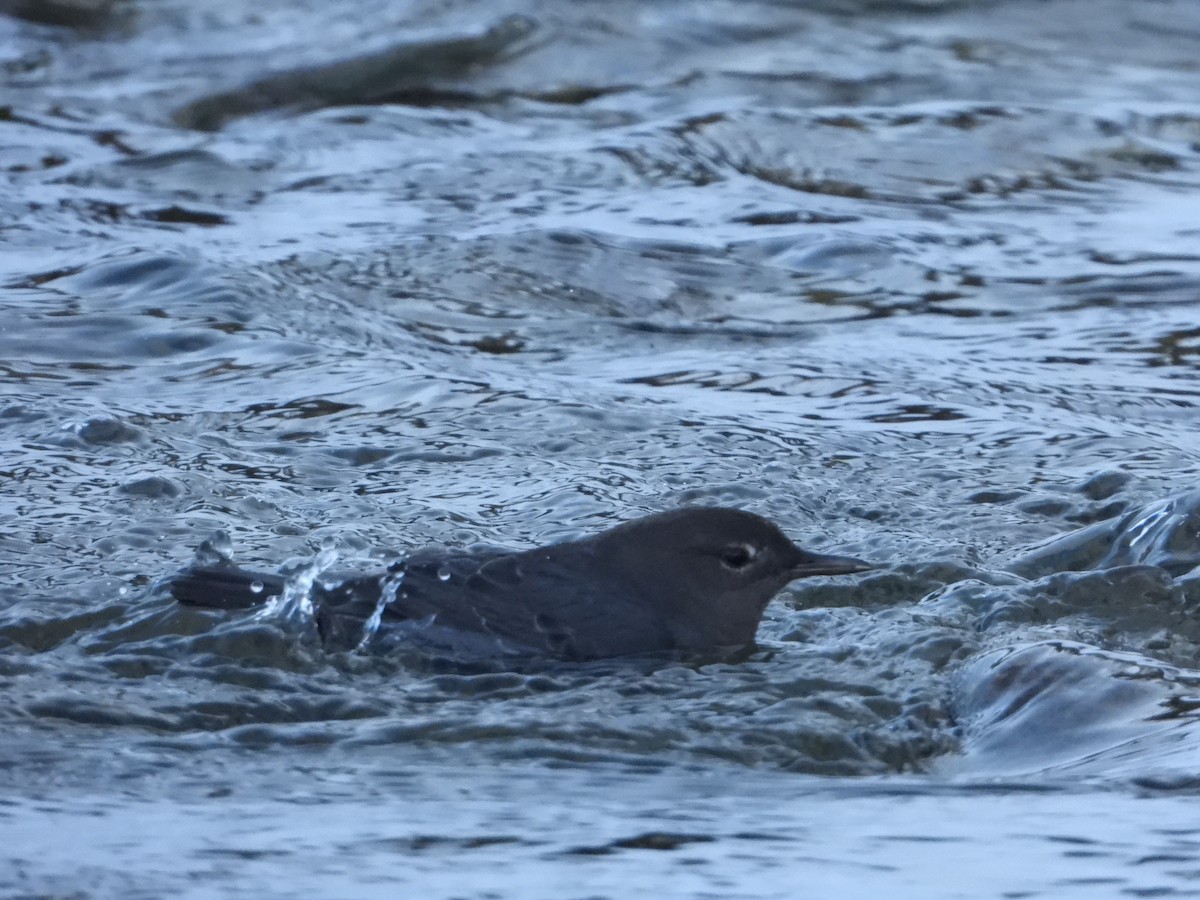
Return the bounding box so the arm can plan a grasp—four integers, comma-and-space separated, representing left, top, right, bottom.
720, 543, 757, 570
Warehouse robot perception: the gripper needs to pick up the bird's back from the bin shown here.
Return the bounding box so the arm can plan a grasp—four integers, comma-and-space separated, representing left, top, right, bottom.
317, 543, 675, 659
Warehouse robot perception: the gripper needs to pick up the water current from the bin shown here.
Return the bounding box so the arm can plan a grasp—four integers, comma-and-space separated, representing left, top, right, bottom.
3, 1, 1200, 896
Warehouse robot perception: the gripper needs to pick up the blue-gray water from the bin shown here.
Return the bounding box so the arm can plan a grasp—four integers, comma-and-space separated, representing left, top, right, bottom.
3, 1, 1200, 896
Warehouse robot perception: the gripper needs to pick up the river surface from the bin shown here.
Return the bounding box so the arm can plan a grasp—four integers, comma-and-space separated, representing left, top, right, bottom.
3, 1, 1200, 897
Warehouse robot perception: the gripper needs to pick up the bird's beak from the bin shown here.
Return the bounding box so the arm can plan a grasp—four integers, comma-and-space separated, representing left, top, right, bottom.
788, 547, 873, 578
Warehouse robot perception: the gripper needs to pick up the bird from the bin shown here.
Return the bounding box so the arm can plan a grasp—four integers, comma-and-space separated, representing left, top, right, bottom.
170, 507, 872, 661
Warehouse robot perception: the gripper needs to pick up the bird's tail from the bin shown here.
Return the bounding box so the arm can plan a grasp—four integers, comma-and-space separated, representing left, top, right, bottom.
170, 562, 287, 611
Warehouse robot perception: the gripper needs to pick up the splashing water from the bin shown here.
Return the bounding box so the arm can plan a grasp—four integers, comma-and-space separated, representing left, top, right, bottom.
1124, 503, 1178, 555
256, 546, 340, 624
358, 567, 407, 651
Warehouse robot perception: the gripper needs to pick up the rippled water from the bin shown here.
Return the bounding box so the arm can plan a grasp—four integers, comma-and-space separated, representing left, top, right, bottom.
4, 0, 1200, 896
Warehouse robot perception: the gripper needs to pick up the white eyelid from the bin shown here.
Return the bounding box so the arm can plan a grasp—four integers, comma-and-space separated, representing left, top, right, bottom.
723, 543, 758, 565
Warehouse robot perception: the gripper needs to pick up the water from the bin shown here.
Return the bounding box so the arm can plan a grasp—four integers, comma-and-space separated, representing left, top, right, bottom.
3, 0, 1200, 895
9, 766, 1200, 899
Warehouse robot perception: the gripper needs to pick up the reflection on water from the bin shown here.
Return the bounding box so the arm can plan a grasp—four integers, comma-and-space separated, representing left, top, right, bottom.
3, 0, 1200, 894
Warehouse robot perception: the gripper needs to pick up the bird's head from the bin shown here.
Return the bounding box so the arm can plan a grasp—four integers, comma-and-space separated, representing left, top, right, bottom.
593, 507, 871, 652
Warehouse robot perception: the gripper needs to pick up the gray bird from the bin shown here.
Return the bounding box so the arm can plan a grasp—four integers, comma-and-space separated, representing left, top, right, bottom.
171, 507, 871, 660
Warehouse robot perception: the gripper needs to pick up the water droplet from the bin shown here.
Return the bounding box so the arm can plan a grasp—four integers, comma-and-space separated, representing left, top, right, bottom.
437, 565, 452, 582
195, 530, 234, 566
250, 581, 265, 594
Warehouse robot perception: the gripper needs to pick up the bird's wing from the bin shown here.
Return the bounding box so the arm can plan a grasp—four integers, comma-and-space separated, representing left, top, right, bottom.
389, 546, 672, 659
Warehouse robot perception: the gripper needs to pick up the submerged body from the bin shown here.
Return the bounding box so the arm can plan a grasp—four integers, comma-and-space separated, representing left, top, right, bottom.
171, 507, 870, 660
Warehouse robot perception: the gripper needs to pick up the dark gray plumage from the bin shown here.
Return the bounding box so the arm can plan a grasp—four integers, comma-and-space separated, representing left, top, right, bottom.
171, 507, 871, 660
